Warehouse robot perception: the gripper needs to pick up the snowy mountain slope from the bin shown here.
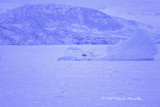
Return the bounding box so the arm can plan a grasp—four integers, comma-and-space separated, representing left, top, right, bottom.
100, 0, 160, 27
112, 17, 160, 43
0, 4, 159, 45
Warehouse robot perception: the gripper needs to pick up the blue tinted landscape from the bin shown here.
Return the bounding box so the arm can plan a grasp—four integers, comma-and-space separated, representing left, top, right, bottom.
0, 0, 160, 107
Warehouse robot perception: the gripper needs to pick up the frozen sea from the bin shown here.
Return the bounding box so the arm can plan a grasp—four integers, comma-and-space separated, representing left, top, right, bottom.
0, 45, 160, 107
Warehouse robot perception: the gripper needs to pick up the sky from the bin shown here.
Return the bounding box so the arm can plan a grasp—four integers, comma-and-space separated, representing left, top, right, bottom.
0, 0, 158, 9
0, 0, 160, 27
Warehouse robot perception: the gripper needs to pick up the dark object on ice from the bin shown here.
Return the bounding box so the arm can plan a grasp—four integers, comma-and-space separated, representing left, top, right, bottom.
82, 54, 87, 57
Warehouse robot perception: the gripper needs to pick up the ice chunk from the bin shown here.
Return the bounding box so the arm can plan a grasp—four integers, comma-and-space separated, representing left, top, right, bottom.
57, 46, 94, 61
103, 29, 158, 61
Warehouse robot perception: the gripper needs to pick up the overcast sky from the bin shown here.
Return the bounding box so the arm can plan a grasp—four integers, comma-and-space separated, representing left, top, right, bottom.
0, 0, 159, 9
0, 0, 111, 9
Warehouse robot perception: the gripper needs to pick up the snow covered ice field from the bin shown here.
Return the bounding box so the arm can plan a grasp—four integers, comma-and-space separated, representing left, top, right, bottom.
0, 45, 160, 107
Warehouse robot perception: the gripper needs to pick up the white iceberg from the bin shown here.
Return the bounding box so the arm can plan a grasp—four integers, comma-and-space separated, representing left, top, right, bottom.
58, 30, 158, 61
101, 29, 158, 61
57, 46, 94, 61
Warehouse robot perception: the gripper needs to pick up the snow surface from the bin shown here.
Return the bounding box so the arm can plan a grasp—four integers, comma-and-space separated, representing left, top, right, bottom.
0, 45, 160, 107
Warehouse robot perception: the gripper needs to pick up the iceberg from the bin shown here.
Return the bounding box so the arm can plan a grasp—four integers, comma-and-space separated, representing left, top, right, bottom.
57, 46, 94, 61
58, 30, 158, 61
103, 29, 158, 61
